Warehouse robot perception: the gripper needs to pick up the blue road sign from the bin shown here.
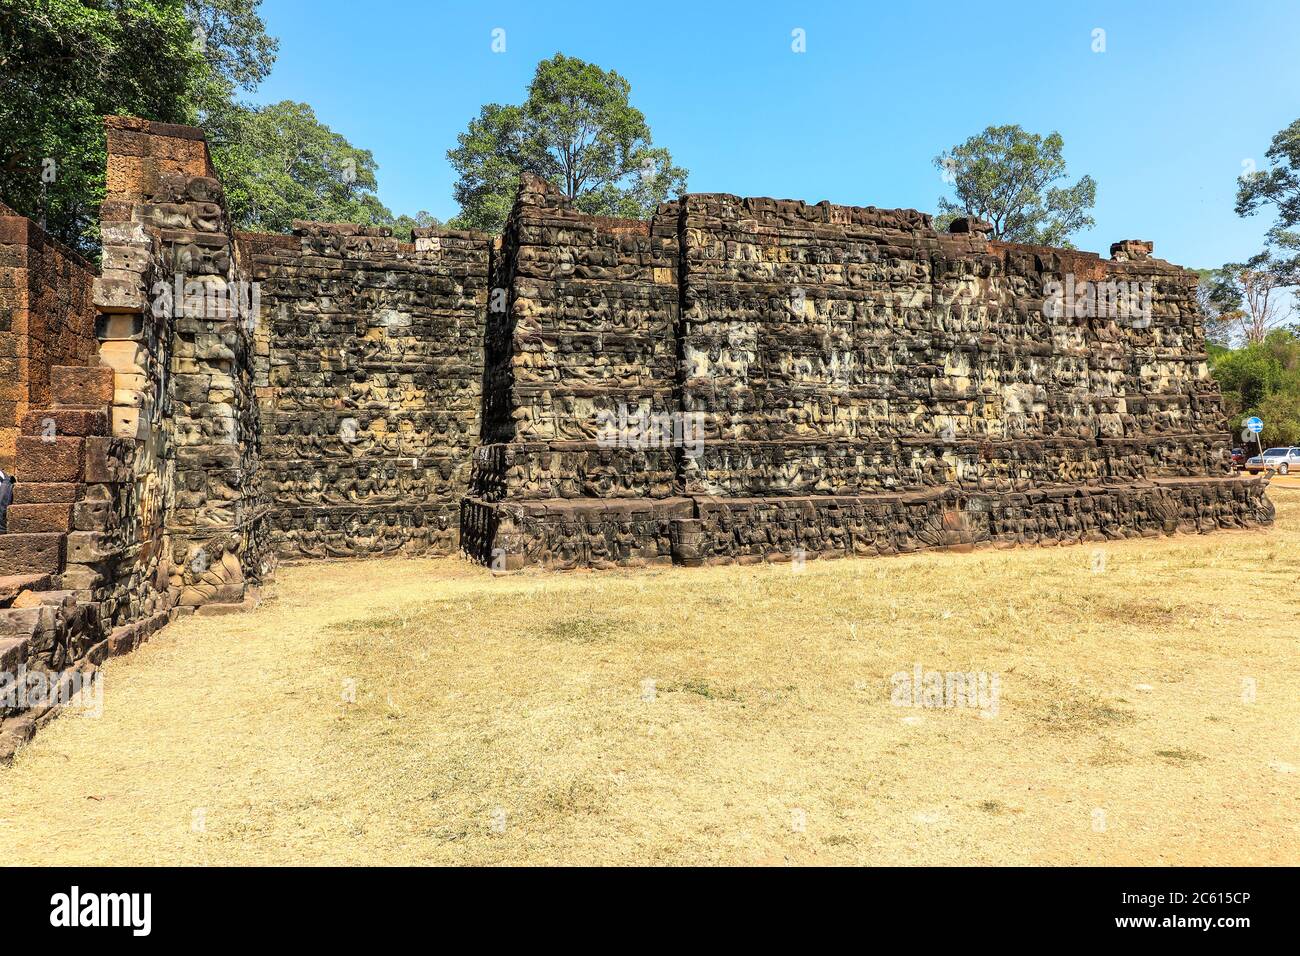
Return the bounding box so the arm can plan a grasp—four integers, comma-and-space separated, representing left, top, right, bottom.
1246, 417, 1264, 434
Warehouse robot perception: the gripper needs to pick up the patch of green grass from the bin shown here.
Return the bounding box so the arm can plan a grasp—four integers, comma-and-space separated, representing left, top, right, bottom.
1087, 737, 1133, 767
1155, 748, 1207, 764
542, 776, 609, 814
327, 615, 410, 634
536, 615, 623, 644
1027, 677, 1136, 736
662, 678, 742, 701
1097, 600, 1188, 627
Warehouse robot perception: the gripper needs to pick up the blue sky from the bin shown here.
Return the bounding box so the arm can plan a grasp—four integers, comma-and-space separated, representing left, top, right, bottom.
252, 0, 1300, 269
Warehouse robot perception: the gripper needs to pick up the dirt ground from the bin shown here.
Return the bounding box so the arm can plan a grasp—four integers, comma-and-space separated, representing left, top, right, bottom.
1, 486, 1297, 866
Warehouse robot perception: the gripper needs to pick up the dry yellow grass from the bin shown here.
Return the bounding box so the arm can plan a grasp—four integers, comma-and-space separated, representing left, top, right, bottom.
2, 489, 1298, 866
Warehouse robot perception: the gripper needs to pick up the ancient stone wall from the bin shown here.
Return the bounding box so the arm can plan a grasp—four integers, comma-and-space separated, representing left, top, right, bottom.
0, 206, 97, 473
475, 174, 680, 498
0, 112, 1281, 753
1, 117, 276, 757
95, 116, 269, 613
0, 204, 109, 755
466, 184, 1273, 569
242, 220, 489, 559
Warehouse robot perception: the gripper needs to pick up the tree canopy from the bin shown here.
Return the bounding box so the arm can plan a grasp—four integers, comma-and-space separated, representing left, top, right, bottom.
0, 0, 418, 252
209, 101, 396, 234
1210, 329, 1300, 447
184, 0, 276, 113
1194, 267, 1243, 347
1235, 117, 1300, 285
933, 124, 1096, 247
0, 0, 200, 252
1203, 261, 1295, 345
448, 54, 687, 233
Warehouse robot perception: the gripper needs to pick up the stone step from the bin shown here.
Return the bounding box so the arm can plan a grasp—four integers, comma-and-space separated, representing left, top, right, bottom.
0, 573, 53, 607
5, 503, 74, 534
0, 533, 65, 576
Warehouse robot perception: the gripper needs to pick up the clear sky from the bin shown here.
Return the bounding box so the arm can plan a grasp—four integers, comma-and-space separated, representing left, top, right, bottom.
252, 0, 1300, 270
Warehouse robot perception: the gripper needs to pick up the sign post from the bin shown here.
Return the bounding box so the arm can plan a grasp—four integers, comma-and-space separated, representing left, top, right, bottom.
1245, 417, 1265, 463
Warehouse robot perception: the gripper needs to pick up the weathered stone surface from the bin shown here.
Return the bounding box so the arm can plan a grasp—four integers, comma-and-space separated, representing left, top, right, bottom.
15, 435, 84, 482
20, 408, 108, 437
11, 482, 79, 504
241, 220, 490, 558
6, 503, 73, 534
0, 573, 52, 607
50, 365, 114, 407
0, 208, 96, 472
464, 177, 1271, 568
0, 533, 65, 575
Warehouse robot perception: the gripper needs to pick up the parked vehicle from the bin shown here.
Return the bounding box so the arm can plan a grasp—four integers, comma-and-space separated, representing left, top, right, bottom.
1244, 447, 1300, 475
1230, 447, 1246, 470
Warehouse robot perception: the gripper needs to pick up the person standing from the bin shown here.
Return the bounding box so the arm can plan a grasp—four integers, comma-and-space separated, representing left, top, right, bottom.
0, 468, 13, 533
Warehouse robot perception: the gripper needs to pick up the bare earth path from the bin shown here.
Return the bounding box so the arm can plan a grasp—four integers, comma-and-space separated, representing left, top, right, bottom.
2, 489, 1297, 866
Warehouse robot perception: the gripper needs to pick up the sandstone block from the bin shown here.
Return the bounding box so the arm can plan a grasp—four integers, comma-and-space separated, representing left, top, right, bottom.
6, 503, 73, 534
72, 499, 112, 532
65, 531, 116, 565
0, 574, 53, 607
83, 436, 127, 483
111, 406, 146, 440
93, 271, 146, 313
12, 482, 79, 504
0, 534, 64, 575
51, 366, 114, 406
99, 340, 146, 375
20, 408, 108, 437
59, 563, 104, 591
15, 436, 83, 482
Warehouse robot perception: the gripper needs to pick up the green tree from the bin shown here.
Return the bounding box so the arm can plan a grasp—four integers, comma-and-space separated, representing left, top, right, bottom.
0, 0, 200, 253
1212, 344, 1285, 418
1256, 388, 1300, 446
1194, 267, 1243, 347
0, 1, 420, 247
388, 210, 441, 242
448, 54, 688, 233
1235, 118, 1300, 285
184, 0, 277, 123
209, 101, 395, 234
1210, 329, 1300, 445
934, 125, 1096, 247
1210, 261, 1295, 344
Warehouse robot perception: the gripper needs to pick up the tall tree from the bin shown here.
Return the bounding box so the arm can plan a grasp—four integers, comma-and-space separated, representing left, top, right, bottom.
1213, 261, 1296, 344
1235, 117, 1300, 285
184, 0, 277, 111
387, 210, 441, 242
448, 54, 688, 233
0, 1, 419, 248
934, 125, 1096, 247
209, 101, 395, 234
1194, 267, 1243, 347
0, 0, 200, 252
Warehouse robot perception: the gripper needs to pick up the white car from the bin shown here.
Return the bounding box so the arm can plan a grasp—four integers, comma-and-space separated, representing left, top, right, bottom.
1245, 447, 1300, 475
